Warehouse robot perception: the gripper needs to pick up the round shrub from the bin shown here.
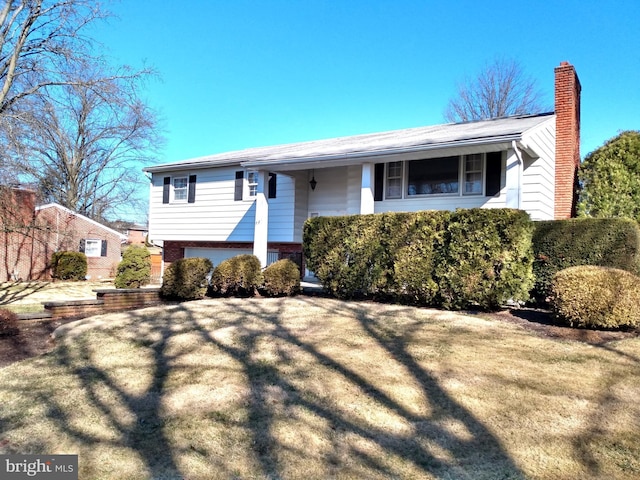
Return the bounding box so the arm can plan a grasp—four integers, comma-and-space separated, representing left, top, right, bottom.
211, 254, 263, 296
50, 251, 88, 280
0, 308, 19, 337
261, 259, 300, 296
550, 266, 640, 329
114, 245, 151, 288
160, 257, 213, 300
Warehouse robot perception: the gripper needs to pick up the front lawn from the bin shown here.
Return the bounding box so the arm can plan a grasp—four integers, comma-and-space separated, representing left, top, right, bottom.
0, 297, 638, 479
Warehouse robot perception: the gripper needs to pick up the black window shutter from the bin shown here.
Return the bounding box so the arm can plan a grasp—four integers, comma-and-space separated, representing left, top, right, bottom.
162, 177, 171, 203
234, 171, 244, 201
485, 152, 502, 197
268, 173, 277, 199
188, 174, 197, 203
101, 240, 108, 257
79, 239, 86, 253
374, 163, 384, 201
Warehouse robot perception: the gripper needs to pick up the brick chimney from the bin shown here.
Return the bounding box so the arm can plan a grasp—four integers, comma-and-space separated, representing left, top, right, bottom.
554, 61, 581, 219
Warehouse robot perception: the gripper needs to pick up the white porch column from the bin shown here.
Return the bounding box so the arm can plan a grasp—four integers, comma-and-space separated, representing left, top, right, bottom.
360, 163, 375, 214
505, 149, 521, 209
253, 170, 269, 267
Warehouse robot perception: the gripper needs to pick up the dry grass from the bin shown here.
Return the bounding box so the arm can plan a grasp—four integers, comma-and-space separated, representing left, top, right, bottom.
0, 281, 113, 313
0, 296, 639, 479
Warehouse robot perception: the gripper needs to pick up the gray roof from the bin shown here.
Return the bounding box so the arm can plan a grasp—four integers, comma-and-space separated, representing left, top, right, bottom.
145, 112, 554, 173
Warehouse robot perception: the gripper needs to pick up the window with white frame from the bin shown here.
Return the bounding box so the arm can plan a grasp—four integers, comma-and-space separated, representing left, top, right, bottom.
84, 239, 102, 257
463, 154, 483, 195
386, 162, 403, 199
173, 176, 188, 201
247, 171, 258, 197
407, 156, 459, 196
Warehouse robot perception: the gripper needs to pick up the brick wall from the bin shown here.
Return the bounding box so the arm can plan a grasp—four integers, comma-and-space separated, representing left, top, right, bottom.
554, 61, 581, 219
0, 188, 45, 282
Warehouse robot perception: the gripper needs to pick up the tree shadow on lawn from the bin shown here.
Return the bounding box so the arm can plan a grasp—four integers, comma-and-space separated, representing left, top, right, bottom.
6, 298, 530, 479
186, 299, 527, 479
38, 315, 183, 478
0, 281, 49, 306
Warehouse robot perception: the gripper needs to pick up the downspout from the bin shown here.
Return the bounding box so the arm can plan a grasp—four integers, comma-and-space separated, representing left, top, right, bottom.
511, 140, 524, 209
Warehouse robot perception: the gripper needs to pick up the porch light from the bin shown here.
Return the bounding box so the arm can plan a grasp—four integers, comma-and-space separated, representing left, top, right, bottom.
309, 171, 317, 191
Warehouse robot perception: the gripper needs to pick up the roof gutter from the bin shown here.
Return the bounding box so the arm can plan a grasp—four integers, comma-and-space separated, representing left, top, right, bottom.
143, 161, 243, 174
143, 133, 525, 173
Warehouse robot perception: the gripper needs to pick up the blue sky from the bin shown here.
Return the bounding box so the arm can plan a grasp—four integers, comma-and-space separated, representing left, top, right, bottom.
91, 0, 639, 165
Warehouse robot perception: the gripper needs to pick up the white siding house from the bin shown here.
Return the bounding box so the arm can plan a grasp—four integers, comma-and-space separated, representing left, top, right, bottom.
145, 62, 581, 271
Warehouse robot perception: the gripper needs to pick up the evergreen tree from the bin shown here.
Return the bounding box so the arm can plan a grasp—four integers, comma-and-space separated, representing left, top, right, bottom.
578, 131, 640, 221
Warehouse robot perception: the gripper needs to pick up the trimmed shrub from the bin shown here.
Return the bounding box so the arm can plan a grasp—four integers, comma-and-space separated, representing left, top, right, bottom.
550, 266, 640, 329
50, 251, 88, 281
114, 245, 151, 288
436, 209, 534, 310
304, 208, 534, 310
304, 214, 384, 298
160, 257, 213, 300
0, 308, 19, 337
532, 218, 640, 303
210, 255, 263, 296
261, 259, 301, 296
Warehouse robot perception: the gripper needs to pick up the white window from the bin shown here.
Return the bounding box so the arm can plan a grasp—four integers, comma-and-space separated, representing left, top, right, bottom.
84, 239, 102, 257
463, 154, 483, 195
173, 176, 188, 201
386, 162, 403, 199
385, 154, 490, 198
247, 171, 258, 197
407, 156, 459, 195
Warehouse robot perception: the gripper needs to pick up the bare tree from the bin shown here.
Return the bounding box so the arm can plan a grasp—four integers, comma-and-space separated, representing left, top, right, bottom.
1, 0, 162, 223
444, 58, 548, 123
7, 69, 162, 222
0, 0, 108, 115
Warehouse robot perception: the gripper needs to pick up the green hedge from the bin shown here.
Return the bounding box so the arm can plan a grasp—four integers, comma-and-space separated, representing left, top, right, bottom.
303, 208, 534, 310
50, 251, 88, 281
115, 245, 151, 288
532, 218, 640, 302
160, 257, 213, 300
550, 266, 640, 329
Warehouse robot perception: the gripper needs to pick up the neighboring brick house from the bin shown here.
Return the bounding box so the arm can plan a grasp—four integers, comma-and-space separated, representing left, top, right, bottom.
35, 204, 127, 280
125, 224, 149, 245
0, 187, 126, 282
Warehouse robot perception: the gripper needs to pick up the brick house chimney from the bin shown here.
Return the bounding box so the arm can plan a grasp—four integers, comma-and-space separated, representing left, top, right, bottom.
554, 61, 581, 219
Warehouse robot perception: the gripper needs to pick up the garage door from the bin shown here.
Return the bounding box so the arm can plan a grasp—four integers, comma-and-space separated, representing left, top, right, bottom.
184, 248, 253, 267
